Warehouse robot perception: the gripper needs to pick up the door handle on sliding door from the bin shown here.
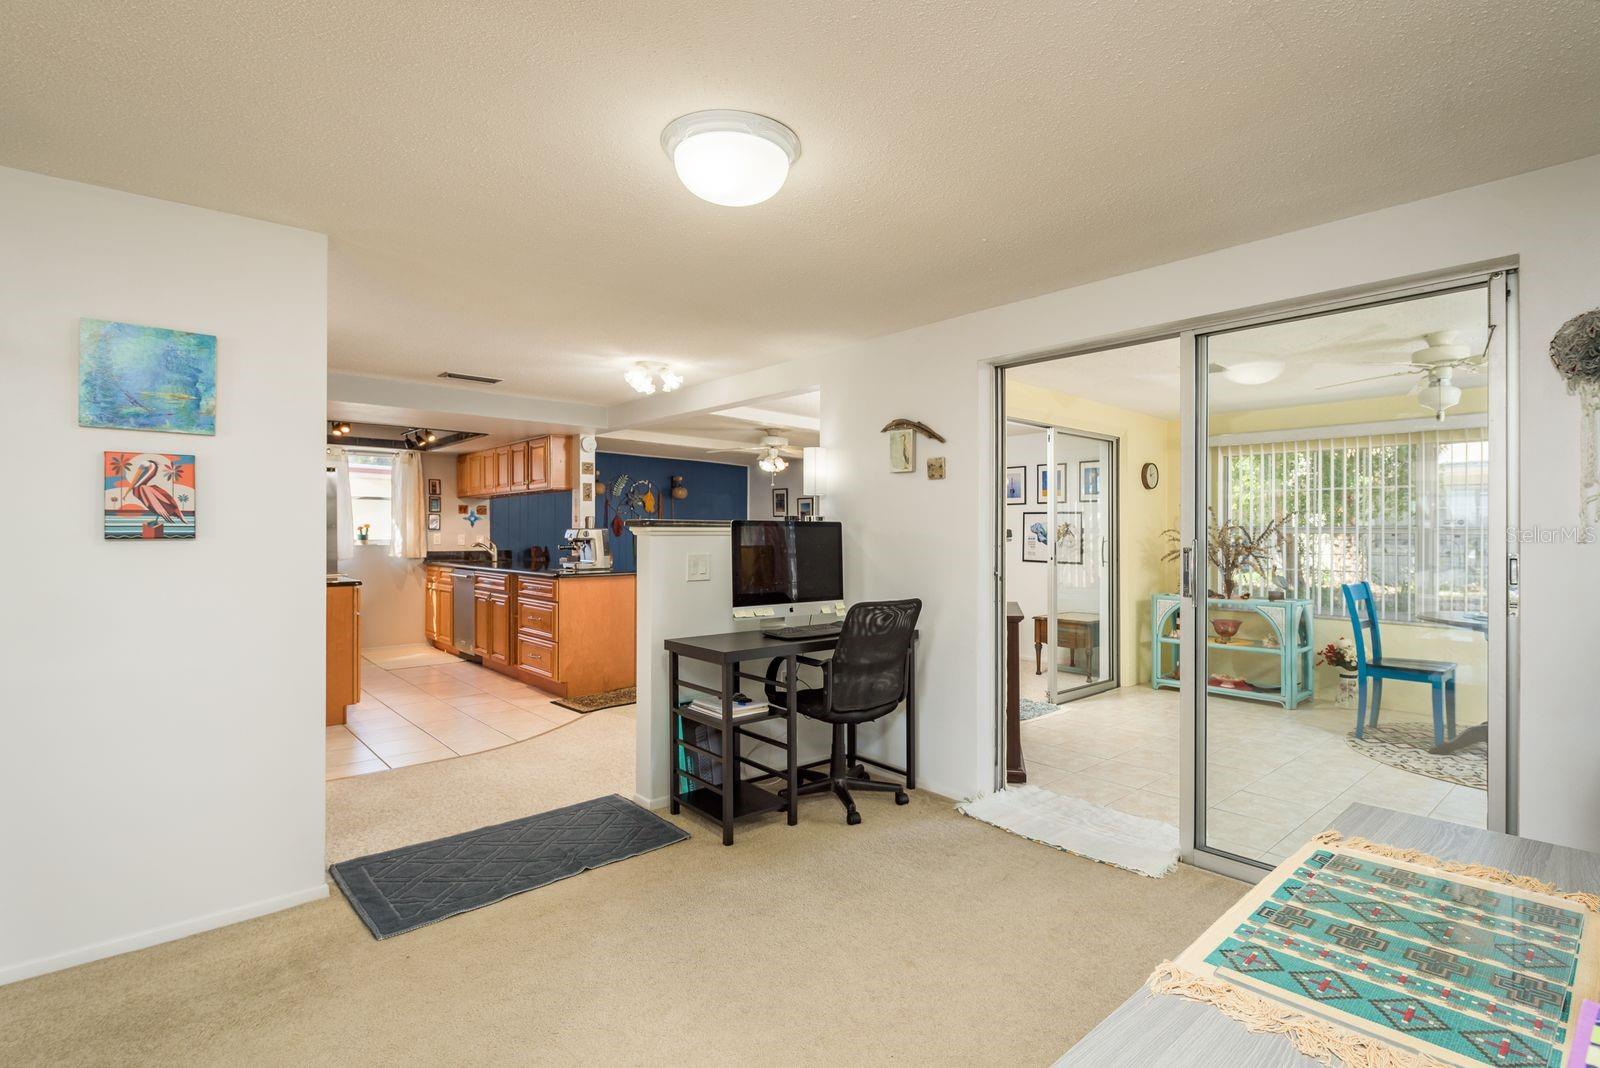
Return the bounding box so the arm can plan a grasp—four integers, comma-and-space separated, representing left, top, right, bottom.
1180, 547, 1193, 599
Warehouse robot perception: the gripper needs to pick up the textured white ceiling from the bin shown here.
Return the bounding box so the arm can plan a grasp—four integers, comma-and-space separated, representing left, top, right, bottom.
4, 2, 1597, 405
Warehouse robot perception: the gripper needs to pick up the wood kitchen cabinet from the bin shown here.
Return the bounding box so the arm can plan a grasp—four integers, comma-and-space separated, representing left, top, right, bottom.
512, 572, 633, 697
473, 572, 512, 669
424, 565, 454, 652
326, 582, 361, 725
454, 435, 574, 498
509, 441, 528, 491
493, 446, 512, 494
452, 567, 634, 698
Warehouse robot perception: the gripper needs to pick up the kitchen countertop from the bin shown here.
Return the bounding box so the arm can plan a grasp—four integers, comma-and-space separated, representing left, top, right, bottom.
424, 560, 634, 579
325, 576, 362, 587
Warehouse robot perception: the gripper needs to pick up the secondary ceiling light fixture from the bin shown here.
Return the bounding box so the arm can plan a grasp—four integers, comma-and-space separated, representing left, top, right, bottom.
757, 449, 789, 475
661, 110, 801, 207
1221, 360, 1284, 386
624, 362, 683, 395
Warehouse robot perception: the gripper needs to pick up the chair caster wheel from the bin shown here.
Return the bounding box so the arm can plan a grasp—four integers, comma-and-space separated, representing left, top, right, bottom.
847, 809, 862, 826
895, 791, 910, 805
850, 764, 869, 780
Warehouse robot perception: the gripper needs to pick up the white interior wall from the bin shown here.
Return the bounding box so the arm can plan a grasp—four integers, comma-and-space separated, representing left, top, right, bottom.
344, 544, 426, 648
745, 458, 805, 518
617, 153, 1600, 851
423, 449, 486, 553
1003, 428, 1049, 620
0, 167, 329, 983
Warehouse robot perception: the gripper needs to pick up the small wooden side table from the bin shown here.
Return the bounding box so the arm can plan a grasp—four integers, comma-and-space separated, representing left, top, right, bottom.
1032, 612, 1100, 677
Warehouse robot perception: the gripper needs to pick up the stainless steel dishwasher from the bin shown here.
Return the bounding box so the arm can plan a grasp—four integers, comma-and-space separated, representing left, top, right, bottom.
452, 571, 478, 658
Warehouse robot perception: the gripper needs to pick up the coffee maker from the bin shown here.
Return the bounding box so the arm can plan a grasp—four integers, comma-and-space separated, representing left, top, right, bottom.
559, 527, 613, 571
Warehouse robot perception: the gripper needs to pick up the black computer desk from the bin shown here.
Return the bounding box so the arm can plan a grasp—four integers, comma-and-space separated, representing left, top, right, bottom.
662, 628, 917, 845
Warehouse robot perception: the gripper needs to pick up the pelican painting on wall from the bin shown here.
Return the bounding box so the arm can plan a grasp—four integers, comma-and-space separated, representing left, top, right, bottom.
104, 452, 196, 540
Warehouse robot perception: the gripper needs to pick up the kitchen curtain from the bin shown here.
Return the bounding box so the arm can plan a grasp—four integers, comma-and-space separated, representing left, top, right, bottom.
389, 450, 427, 559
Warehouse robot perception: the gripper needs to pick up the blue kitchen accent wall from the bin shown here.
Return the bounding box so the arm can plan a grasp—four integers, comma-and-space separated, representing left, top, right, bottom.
487, 488, 573, 567
597, 452, 749, 573
487, 452, 749, 573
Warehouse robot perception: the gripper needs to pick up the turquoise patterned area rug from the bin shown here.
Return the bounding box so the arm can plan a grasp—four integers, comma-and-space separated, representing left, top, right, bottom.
1156, 834, 1599, 1067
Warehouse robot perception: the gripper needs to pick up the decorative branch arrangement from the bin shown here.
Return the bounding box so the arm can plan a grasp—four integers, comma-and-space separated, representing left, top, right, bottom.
1163, 508, 1289, 599
879, 418, 946, 443
1550, 308, 1600, 537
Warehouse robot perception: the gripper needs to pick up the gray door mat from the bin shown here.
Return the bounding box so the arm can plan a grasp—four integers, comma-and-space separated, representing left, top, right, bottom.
329, 794, 688, 939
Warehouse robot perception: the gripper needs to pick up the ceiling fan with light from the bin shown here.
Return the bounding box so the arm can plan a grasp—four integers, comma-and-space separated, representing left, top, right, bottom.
1315, 328, 1495, 419
709, 429, 804, 473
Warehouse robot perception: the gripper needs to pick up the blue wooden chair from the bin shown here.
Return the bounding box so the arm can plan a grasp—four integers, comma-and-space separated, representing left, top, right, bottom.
1341, 581, 1456, 747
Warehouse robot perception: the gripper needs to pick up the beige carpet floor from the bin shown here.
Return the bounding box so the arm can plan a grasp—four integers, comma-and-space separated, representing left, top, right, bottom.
0, 706, 1245, 1066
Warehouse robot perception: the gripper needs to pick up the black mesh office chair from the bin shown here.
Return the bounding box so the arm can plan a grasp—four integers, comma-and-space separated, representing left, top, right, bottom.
765, 599, 921, 825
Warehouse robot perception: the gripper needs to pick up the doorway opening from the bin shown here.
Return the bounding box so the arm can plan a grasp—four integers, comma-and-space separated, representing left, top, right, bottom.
999, 339, 1183, 825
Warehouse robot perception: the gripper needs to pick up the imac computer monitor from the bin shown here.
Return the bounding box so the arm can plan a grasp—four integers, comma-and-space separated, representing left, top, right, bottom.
731, 520, 844, 621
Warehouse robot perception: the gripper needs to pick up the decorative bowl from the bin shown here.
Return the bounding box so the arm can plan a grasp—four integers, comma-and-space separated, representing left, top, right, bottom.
1211, 618, 1242, 643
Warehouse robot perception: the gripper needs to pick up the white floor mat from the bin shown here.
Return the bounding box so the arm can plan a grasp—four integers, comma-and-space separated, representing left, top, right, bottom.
362, 644, 461, 669
957, 785, 1179, 878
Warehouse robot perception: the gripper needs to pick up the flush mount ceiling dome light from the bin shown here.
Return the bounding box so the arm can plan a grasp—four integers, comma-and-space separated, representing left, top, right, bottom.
624, 362, 683, 395
661, 110, 801, 207
1222, 360, 1285, 386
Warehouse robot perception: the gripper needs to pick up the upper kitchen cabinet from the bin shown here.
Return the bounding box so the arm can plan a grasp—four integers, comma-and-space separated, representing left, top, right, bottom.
455, 435, 574, 499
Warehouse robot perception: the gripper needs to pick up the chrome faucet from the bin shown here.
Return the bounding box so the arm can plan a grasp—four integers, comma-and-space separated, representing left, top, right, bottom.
472, 539, 499, 564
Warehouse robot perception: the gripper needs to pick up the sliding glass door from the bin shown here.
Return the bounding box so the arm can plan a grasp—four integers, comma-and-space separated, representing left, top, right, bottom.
1181, 274, 1515, 875
1045, 428, 1118, 703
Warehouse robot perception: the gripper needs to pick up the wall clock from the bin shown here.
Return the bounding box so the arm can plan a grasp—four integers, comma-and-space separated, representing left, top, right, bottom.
1141, 462, 1160, 490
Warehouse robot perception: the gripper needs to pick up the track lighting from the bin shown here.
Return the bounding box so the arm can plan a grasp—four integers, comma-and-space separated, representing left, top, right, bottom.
329, 420, 352, 437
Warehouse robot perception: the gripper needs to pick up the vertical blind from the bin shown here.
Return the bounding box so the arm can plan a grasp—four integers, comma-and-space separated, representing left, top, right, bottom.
1212, 425, 1489, 621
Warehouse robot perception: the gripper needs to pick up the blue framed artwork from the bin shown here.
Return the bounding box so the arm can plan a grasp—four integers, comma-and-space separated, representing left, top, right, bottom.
79, 318, 217, 435
1079, 459, 1102, 501
1004, 465, 1026, 504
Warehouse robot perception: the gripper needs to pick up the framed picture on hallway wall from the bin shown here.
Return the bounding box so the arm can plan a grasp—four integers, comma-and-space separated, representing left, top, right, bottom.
1021, 511, 1049, 562
772, 487, 789, 516
1004, 466, 1026, 504
1057, 510, 1083, 564
1079, 459, 1102, 501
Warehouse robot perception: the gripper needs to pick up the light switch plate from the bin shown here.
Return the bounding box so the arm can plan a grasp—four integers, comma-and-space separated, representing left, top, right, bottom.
686, 552, 710, 582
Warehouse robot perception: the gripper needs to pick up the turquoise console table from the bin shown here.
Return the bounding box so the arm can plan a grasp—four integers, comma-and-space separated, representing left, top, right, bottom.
1150, 594, 1315, 709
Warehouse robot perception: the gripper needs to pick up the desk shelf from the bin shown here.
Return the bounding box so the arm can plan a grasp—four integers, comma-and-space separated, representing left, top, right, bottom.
1150, 594, 1315, 709
674, 701, 784, 730
676, 781, 787, 825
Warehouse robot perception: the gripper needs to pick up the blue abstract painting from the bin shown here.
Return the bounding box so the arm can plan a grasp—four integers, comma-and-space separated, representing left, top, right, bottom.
78, 319, 216, 435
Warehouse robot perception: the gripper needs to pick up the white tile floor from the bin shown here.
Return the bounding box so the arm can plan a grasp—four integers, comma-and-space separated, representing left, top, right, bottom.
326, 656, 585, 779
1018, 675, 1486, 866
